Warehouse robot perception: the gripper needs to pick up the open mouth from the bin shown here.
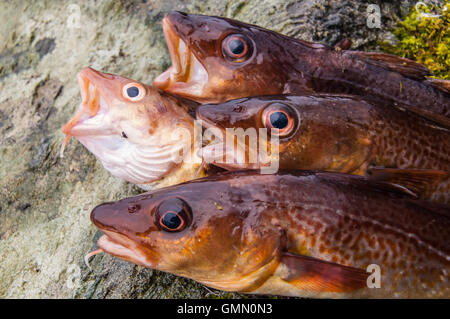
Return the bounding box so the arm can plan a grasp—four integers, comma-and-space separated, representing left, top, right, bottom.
60, 68, 111, 157
196, 112, 249, 168
86, 230, 153, 269
153, 17, 208, 98
197, 122, 258, 169
62, 70, 101, 136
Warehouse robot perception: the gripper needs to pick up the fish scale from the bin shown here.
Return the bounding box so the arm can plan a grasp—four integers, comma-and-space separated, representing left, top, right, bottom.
370, 106, 450, 203
246, 173, 450, 297
90, 171, 450, 298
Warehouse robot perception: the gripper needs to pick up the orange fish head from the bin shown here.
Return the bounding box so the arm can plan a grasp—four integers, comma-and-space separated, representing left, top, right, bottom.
62, 67, 157, 138
61, 67, 194, 185
153, 11, 292, 103
90, 174, 283, 291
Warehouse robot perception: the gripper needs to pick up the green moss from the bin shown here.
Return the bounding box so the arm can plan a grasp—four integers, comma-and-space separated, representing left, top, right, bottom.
382, 1, 449, 79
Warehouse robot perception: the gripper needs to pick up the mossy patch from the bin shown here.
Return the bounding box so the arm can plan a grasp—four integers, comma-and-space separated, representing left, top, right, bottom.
382, 1, 449, 79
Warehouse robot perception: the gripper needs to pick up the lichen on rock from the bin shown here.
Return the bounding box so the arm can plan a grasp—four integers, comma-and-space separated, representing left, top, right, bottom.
382, 0, 449, 79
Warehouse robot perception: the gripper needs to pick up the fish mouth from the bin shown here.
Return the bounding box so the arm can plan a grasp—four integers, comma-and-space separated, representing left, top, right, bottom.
153, 16, 208, 99
201, 139, 261, 170
60, 67, 113, 156
95, 230, 154, 268
197, 115, 258, 169
62, 68, 112, 136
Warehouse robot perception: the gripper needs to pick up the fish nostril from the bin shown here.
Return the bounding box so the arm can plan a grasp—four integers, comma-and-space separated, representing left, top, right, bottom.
128, 204, 141, 214
233, 105, 246, 113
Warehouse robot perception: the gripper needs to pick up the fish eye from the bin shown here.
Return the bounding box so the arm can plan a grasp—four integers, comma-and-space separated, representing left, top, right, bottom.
155, 197, 192, 232
122, 83, 146, 102
262, 103, 297, 137
222, 34, 252, 62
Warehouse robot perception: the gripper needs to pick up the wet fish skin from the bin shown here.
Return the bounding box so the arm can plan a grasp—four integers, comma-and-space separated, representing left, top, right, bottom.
61, 67, 200, 188
197, 94, 450, 204
153, 11, 450, 124
90, 170, 450, 298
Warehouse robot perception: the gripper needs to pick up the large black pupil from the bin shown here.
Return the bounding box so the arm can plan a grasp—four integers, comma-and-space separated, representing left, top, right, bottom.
270, 112, 288, 129
228, 39, 245, 55
162, 212, 181, 229
127, 86, 139, 98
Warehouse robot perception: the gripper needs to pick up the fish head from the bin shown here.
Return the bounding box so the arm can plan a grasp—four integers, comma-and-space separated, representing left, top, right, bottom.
197, 95, 372, 172
153, 11, 297, 103
62, 67, 194, 185
91, 173, 283, 291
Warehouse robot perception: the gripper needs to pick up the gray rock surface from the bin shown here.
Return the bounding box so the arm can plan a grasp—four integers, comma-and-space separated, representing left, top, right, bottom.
0, 0, 425, 298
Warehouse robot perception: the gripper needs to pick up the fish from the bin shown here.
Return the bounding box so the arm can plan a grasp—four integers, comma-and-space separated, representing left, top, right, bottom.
153, 11, 450, 127
88, 170, 450, 298
61, 67, 202, 189
196, 94, 450, 204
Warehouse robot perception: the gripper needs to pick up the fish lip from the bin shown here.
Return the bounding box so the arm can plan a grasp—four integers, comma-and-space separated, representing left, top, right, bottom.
153, 15, 208, 98
96, 230, 153, 268
196, 111, 255, 169
61, 68, 109, 137
60, 67, 115, 157
163, 17, 182, 77
195, 108, 226, 159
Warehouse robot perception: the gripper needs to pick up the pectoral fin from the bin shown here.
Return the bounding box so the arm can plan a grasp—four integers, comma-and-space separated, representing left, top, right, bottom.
279, 253, 368, 293
367, 167, 447, 197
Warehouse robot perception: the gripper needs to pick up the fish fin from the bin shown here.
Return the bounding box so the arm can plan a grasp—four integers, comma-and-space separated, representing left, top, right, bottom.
367, 167, 448, 197
348, 51, 431, 80
279, 253, 368, 293
425, 78, 450, 94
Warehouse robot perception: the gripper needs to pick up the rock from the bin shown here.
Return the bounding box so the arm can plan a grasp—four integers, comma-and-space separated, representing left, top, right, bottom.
0, 0, 430, 298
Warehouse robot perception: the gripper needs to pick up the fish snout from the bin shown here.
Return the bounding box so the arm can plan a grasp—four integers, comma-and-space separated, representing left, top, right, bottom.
91, 204, 157, 269
91, 202, 114, 229
196, 105, 219, 125
196, 104, 234, 128
164, 11, 194, 37
91, 197, 155, 234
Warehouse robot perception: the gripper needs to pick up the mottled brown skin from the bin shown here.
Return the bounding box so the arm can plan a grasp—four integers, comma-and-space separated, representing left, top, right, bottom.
153, 11, 450, 125
197, 95, 450, 203
91, 171, 450, 298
